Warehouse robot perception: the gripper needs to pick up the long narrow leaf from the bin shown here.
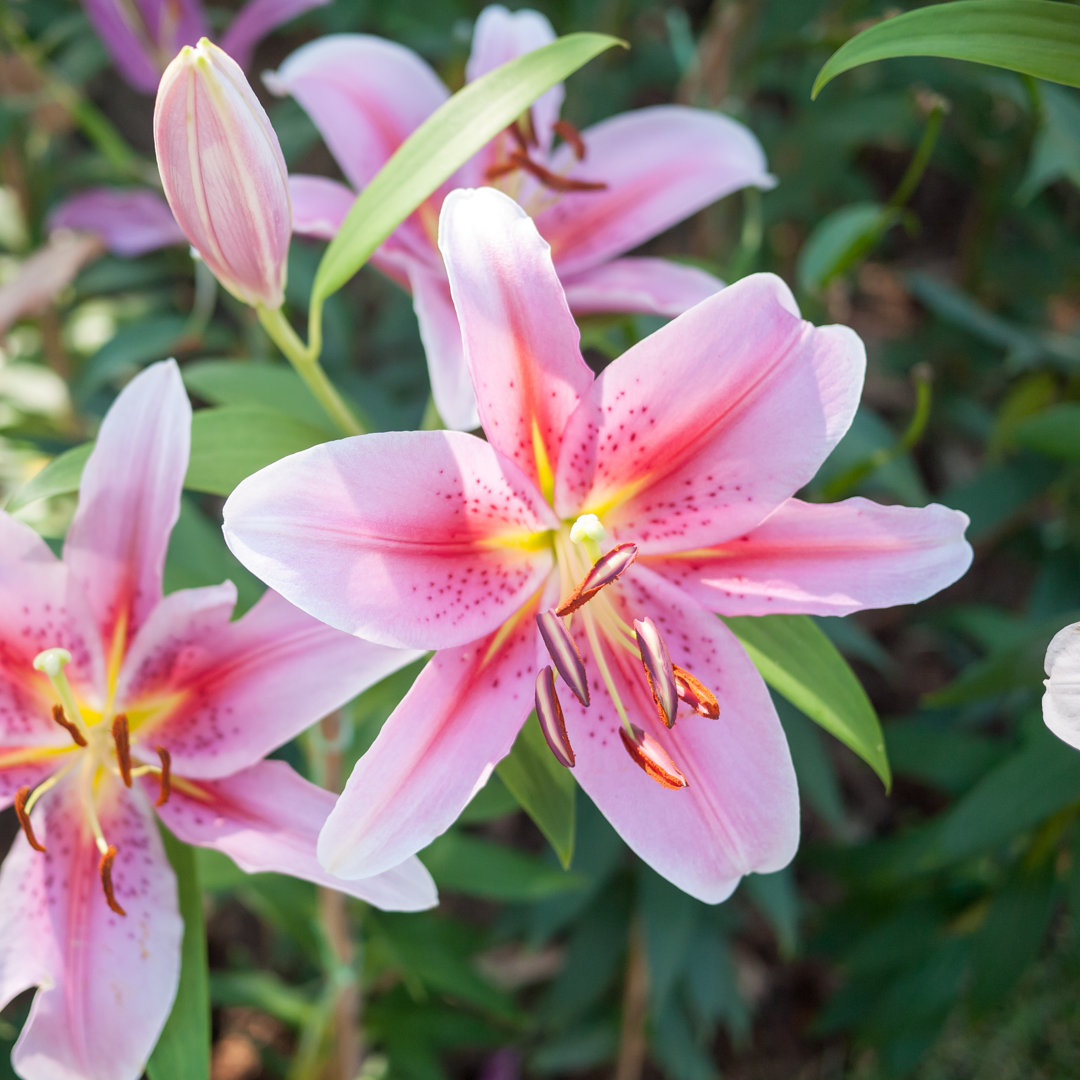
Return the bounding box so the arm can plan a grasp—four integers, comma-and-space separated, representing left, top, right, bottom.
312, 32, 623, 303
813, 1, 1080, 99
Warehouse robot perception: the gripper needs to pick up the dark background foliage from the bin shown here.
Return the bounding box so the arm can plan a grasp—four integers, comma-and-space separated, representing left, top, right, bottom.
2, 0, 1079, 1077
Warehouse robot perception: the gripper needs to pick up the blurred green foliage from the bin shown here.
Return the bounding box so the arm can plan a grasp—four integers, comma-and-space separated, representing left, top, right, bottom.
2, 0, 1080, 1078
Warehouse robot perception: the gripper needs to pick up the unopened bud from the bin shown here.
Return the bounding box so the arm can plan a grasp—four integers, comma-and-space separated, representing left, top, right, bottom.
154, 38, 291, 309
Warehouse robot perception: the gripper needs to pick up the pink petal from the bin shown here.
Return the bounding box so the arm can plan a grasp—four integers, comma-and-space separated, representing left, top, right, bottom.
81, 0, 207, 93
650, 497, 972, 616
122, 587, 422, 777
49, 187, 186, 256
535, 106, 774, 277
561, 256, 724, 317
439, 188, 594, 493
0, 777, 182, 1080
289, 173, 354, 240
0, 512, 104, 746
155, 760, 437, 910
63, 360, 190, 650
465, 5, 563, 152
553, 274, 866, 552
220, 0, 332, 71
408, 264, 478, 431
1044, 623, 1080, 750
318, 605, 544, 879
560, 564, 799, 902
266, 35, 448, 192
0, 752, 63, 813
0, 232, 104, 335
223, 429, 557, 650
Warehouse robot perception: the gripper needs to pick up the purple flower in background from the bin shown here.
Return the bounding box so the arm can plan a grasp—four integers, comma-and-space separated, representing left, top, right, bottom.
81, 0, 331, 93
273, 4, 776, 428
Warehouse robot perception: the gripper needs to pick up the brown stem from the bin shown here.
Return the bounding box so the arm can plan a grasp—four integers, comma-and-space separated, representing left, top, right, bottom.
614, 920, 649, 1080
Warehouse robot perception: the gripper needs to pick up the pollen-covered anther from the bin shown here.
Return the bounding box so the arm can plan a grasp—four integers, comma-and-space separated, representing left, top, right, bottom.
112, 714, 133, 787
14, 786, 45, 852
556, 542, 639, 616
155, 746, 172, 807
98, 845, 126, 917
535, 666, 575, 768
553, 119, 587, 160
673, 665, 720, 720
51, 704, 87, 747
618, 725, 688, 790
536, 610, 590, 706
635, 617, 678, 728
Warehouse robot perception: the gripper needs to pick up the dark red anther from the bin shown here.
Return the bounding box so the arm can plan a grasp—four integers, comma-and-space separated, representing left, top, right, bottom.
556, 542, 639, 616
618, 725, 688, 790
507, 151, 607, 193
99, 845, 126, 916
14, 786, 45, 852
536, 610, 590, 706
635, 617, 678, 728
535, 667, 575, 768
51, 704, 87, 747
673, 665, 720, 720
112, 714, 132, 787
155, 746, 172, 807
553, 119, 587, 160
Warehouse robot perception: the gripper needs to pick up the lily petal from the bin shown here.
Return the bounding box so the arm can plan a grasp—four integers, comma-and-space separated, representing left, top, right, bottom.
440, 187, 593, 493
266, 34, 448, 193
466, 5, 562, 152
224, 430, 557, 650
559, 565, 799, 902
561, 256, 724, 317
535, 105, 774, 277
1044, 622, 1080, 750
48, 187, 186, 256
123, 587, 422, 777
1, 777, 182, 1080
408, 264, 479, 431
0, 512, 104, 746
288, 174, 354, 240
554, 274, 865, 552
318, 607, 542, 879
81, 0, 207, 93
220, 0, 332, 72
155, 760, 437, 910
63, 360, 190, 650
650, 497, 972, 616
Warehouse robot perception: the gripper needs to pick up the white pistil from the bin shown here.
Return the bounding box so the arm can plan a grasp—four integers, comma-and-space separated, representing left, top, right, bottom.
569, 513, 606, 562
33, 648, 92, 743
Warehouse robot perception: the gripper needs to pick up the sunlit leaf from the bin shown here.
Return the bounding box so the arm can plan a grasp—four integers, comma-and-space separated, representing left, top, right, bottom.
724, 614, 890, 788
814, 1, 1080, 99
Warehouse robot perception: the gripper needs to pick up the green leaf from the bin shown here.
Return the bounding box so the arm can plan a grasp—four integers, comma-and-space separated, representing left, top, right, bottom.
186, 405, 331, 495
312, 32, 623, 303
723, 614, 890, 788
182, 359, 336, 432
147, 831, 210, 1080
813, 1, 1080, 99
4, 442, 91, 512
1012, 403, 1080, 459
422, 831, 585, 901
496, 712, 576, 868
796, 202, 901, 293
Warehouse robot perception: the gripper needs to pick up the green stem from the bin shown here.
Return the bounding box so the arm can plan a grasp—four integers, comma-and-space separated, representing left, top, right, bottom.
257, 305, 363, 437
888, 96, 947, 211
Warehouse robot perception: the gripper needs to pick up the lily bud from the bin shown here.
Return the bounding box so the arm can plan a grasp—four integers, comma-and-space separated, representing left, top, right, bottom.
154, 38, 290, 309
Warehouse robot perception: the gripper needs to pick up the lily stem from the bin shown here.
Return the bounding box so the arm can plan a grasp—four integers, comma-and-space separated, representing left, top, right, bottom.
256, 304, 363, 437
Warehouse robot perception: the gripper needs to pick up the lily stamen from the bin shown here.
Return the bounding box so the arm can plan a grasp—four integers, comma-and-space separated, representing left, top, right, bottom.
14, 786, 46, 852
553, 118, 587, 160
33, 648, 92, 744
536, 609, 590, 706
155, 746, 172, 806
535, 667, 575, 768
635, 618, 678, 728
111, 714, 133, 787
619, 724, 688, 790
556, 542, 639, 616
98, 846, 126, 917
674, 665, 720, 719
51, 704, 87, 747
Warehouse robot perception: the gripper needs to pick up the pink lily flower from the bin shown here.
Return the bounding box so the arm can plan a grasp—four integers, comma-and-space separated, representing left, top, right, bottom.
270, 4, 776, 429
0, 360, 435, 1080
222, 188, 973, 902
81, 0, 331, 93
